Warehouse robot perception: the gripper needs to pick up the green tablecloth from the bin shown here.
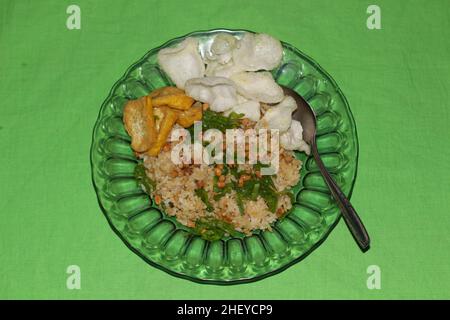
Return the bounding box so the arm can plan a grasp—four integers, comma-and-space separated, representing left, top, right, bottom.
1, 0, 449, 299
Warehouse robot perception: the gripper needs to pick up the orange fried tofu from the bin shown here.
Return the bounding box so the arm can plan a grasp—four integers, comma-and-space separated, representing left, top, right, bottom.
147, 107, 179, 156
123, 96, 157, 152
150, 86, 195, 111
149, 86, 185, 98
176, 103, 203, 128
152, 94, 195, 111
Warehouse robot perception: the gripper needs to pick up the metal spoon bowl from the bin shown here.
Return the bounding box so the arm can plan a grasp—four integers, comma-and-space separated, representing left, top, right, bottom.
282, 86, 370, 252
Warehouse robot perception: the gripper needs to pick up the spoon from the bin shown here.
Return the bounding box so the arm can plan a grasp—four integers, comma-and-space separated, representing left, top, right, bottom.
282, 86, 370, 252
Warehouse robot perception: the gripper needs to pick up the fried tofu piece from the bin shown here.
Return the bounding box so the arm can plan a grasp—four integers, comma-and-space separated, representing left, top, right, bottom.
125, 86, 199, 156
176, 103, 203, 128
147, 107, 179, 156
123, 96, 157, 152
152, 94, 195, 111
150, 86, 195, 111
149, 86, 185, 98
144, 96, 158, 140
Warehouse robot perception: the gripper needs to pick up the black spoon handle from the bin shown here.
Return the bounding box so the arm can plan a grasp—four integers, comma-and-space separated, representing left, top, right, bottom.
311, 140, 370, 251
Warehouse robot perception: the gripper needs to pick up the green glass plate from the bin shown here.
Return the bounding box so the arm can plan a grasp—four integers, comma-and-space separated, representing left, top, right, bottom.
90, 29, 358, 284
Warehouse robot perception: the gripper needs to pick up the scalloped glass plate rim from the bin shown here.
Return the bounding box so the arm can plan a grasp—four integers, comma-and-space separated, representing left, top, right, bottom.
90, 28, 359, 285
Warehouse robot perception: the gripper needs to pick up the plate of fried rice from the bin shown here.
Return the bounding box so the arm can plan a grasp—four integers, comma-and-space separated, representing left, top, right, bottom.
91, 29, 359, 284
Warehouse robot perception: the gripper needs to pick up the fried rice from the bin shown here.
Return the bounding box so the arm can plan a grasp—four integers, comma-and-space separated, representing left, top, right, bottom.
141, 146, 301, 235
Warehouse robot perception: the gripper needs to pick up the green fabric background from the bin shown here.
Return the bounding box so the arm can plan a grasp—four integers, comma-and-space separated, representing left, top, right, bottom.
0, 0, 449, 299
